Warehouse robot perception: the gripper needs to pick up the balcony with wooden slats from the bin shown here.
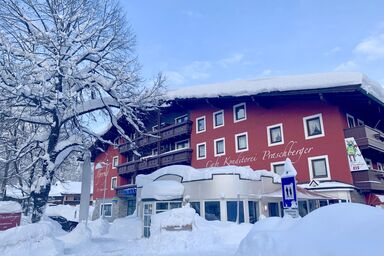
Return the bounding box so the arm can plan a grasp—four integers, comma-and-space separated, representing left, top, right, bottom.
351, 169, 384, 192
344, 125, 384, 153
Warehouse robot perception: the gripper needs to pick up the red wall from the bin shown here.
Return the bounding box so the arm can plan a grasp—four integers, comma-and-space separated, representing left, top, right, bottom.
93, 145, 126, 199
190, 98, 353, 184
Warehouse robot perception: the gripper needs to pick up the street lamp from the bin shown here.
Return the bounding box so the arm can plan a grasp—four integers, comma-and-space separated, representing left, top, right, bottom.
95, 161, 110, 219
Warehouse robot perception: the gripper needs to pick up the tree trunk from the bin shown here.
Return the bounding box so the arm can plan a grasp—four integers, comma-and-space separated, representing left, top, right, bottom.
0, 149, 11, 201
31, 181, 52, 223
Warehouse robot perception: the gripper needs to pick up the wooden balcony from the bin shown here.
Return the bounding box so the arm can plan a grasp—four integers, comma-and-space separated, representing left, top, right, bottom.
118, 148, 192, 175
351, 169, 384, 192
344, 125, 384, 153
119, 121, 192, 154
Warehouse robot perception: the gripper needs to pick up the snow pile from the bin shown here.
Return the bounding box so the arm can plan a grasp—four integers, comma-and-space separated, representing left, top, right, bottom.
150, 205, 195, 235
0, 222, 64, 256
108, 215, 142, 240
236, 203, 384, 256
0, 201, 22, 213
45, 204, 94, 222
281, 158, 297, 177
167, 72, 384, 104
60, 222, 91, 250
88, 218, 110, 237
141, 180, 185, 200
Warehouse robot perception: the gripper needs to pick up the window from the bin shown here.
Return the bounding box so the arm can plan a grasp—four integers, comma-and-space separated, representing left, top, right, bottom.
377, 162, 383, 171
175, 139, 189, 150
365, 158, 373, 169
267, 123, 284, 146
151, 148, 158, 156
196, 116, 206, 133
271, 162, 285, 176
226, 201, 244, 223
233, 103, 246, 122
213, 110, 224, 128
196, 142, 206, 160
235, 132, 248, 152
248, 201, 259, 224
156, 201, 182, 214
308, 155, 331, 180
112, 156, 119, 168
298, 201, 309, 217
127, 199, 136, 216
205, 201, 221, 221
303, 113, 325, 139
190, 202, 201, 216
175, 115, 188, 124
111, 176, 117, 189
100, 203, 112, 217
357, 119, 364, 126
268, 202, 281, 217
346, 113, 355, 128
214, 138, 225, 156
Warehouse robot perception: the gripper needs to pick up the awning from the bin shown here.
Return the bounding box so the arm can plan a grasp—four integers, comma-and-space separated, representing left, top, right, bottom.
365, 193, 384, 206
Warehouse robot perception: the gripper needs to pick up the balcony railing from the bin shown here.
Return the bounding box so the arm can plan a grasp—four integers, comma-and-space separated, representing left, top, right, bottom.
351, 169, 384, 192
344, 125, 384, 153
118, 148, 192, 175
119, 121, 192, 154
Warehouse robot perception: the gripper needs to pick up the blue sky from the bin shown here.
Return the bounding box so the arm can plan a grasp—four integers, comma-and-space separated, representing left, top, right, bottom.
121, 0, 384, 89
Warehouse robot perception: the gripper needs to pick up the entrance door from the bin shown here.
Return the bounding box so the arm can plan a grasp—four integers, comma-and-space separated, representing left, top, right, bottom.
143, 202, 153, 238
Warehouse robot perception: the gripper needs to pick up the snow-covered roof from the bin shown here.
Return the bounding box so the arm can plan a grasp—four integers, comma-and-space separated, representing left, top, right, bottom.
49, 181, 93, 196
299, 181, 356, 191
141, 180, 185, 200
0, 201, 22, 213
167, 72, 384, 104
136, 165, 281, 187
5, 185, 29, 199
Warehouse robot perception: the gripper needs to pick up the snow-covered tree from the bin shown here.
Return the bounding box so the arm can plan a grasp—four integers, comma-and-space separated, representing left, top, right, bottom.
0, 0, 164, 222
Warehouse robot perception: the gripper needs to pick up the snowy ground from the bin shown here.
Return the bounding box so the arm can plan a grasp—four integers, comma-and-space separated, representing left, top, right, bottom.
1, 203, 383, 256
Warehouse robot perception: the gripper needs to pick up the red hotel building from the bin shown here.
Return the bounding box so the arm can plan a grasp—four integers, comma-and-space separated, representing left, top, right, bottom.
91, 72, 384, 220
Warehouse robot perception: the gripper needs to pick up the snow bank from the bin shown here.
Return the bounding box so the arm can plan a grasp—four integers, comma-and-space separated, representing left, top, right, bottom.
0, 222, 64, 256
60, 222, 91, 249
141, 180, 185, 200
0, 201, 22, 213
45, 204, 94, 222
236, 203, 384, 256
88, 218, 110, 237
108, 215, 142, 240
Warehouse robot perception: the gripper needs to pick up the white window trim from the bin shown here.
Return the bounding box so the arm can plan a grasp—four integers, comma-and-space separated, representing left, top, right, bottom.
196, 142, 207, 160
308, 155, 331, 181
357, 118, 364, 126
214, 137, 226, 156
365, 158, 373, 170
346, 113, 355, 128
175, 114, 188, 124
196, 116, 206, 133
112, 156, 119, 169
267, 123, 284, 146
175, 139, 190, 150
270, 161, 285, 174
377, 162, 383, 171
111, 176, 117, 190
100, 203, 113, 217
213, 110, 225, 129
303, 113, 325, 140
233, 102, 247, 123
235, 132, 249, 153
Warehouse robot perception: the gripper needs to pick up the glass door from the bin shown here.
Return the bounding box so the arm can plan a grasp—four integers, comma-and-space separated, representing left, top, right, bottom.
143, 202, 153, 238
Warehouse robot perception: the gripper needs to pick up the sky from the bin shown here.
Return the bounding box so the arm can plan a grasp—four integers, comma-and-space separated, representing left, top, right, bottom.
120, 0, 384, 90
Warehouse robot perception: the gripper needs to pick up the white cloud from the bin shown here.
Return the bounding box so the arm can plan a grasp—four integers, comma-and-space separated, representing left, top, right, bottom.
165, 71, 186, 86
354, 33, 384, 60
325, 46, 341, 56
334, 60, 359, 71
182, 61, 212, 80
218, 53, 244, 68
261, 69, 272, 76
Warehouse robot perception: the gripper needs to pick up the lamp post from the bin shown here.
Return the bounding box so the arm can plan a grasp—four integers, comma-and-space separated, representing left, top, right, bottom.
95, 161, 110, 219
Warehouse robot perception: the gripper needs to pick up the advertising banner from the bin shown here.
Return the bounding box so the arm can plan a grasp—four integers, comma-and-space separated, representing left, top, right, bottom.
345, 137, 368, 172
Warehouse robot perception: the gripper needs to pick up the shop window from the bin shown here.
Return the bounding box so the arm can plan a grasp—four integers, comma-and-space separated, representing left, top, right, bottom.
111, 176, 117, 189
112, 156, 119, 168
100, 203, 112, 217
235, 132, 248, 152
196, 116, 206, 133
175, 115, 188, 124
156, 202, 169, 214
267, 123, 284, 146
319, 200, 328, 207
268, 202, 281, 217
298, 201, 308, 217
190, 202, 201, 216
303, 113, 325, 139
346, 113, 355, 128
205, 201, 221, 221
214, 138, 225, 156
248, 201, 260, 224
226, 201, 244, 223
271, 162, 285, 176
196, 142, 206, 160
233, 103, 246, 122
170, 202, 182, 209
175, 139, 189, 150
127, 199, 136, 216
213, 110, 224, 128
308, 200, 318, 212
308, 155, 330, 180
